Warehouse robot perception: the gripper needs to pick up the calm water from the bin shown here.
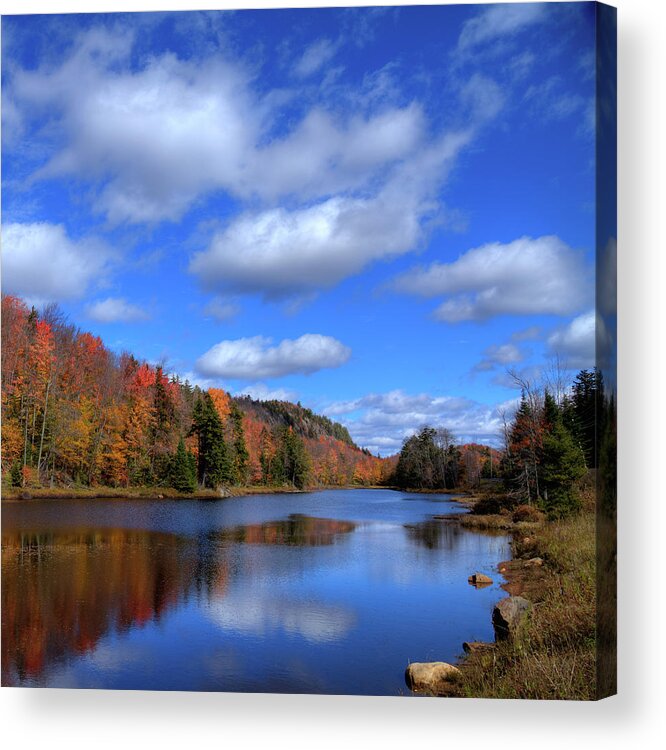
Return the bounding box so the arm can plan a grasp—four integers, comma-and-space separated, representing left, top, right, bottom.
1, 489, 509, 694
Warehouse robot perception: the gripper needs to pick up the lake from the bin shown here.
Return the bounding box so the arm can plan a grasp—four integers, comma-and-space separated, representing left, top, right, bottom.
1, 489, 510, 694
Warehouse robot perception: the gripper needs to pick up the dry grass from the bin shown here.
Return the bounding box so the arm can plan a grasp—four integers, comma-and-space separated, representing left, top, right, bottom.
450, 512, 543, 533
460, 509, 597, 700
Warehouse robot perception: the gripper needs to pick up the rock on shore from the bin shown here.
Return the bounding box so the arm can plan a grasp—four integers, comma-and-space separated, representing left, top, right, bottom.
405, 662, 462, 696
468, 572, 493, 586
492, 596, 532, 640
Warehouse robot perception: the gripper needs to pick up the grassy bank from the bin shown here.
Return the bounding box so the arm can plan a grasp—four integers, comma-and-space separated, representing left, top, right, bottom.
1, 483, 397, 501
459, 506, 596, 700
1, 484, 309, 501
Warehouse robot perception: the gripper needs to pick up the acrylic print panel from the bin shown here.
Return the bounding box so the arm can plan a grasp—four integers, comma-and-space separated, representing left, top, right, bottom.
1, 2, 616, 699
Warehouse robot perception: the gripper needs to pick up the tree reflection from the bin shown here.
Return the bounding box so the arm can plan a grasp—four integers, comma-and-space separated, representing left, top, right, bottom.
404, 520, 462, 550
219, 514, 355, 547
1, 528, 227, 685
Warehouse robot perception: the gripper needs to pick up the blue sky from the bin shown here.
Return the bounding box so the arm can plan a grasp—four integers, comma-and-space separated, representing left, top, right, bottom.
2, 3, 603, 454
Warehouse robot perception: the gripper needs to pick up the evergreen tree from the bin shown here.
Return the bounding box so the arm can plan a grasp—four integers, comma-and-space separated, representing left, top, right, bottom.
190, 393, 233, 488
571, 368, 605, 468
170, 437, 197, 493
9, 462, 23, 488
540, 392, 587, 518
274, 426, 311, 488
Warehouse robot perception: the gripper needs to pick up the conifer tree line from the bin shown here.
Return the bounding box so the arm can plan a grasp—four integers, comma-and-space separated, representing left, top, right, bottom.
391, 367, 612, 518
1, 295, 381, 492
500, 367, 610, 517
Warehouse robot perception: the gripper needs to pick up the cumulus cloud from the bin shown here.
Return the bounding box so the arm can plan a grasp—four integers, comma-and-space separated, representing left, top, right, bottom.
324, 389, 510, 455
293, 38, 340, 78
2, 222, 109, 303
190, 130, 470, 298
86, 297, 149, 323
547, 310, 598, 370
394, 235, 592, 322
242, 104, 426, 203
195, 334, 351, 380
6, 29, 429, 225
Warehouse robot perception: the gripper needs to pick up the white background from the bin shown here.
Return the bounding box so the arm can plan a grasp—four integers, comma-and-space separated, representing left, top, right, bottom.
1, 0, 664, 747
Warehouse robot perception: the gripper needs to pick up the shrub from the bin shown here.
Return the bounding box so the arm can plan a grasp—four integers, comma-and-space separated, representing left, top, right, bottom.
512, 504, 544, 523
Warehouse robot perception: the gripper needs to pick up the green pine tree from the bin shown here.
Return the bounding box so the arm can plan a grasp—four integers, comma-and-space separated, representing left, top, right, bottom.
170, 437, 197, 493
540, 392, 587, 518
190, 393, 234, 489
9, 462, 23, 488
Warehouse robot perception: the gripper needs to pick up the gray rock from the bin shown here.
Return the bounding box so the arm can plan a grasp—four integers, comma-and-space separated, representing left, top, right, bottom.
492, 596, 532, 640
405, 662, 462, 695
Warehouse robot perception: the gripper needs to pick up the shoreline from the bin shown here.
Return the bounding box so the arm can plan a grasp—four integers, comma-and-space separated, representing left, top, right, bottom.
421, 505, 596, 700
0, 483, 406, 502
1, 483, 479, 503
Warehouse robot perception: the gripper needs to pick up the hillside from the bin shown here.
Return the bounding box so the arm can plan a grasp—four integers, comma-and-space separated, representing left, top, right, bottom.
1, 294, 391, 492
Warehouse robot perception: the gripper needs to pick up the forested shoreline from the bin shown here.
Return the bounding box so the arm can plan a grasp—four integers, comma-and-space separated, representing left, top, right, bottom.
1, 295, 391, 494
2, 293, 614, 513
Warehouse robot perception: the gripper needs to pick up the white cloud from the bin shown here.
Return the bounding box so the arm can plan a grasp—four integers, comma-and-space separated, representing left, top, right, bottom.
547, 310, 598, 370
459, 74, 505, 122
242, 104, 426, 203
293, 38, 340, 78
207, 591, 355, 644
394, 235, 592, 322
474, 342, 524, 372
2, 222, 109, 302
7, 30, 429, 225
324, 389, 509, 455
524, 75, 592, 133
457, 3, 547, 55
547, 311, 593, 368
190, 130, 470, 298
196, 334, 351, 380
203, 297, 240, 322
86, 297, 149, 323
233, 383, 298, 403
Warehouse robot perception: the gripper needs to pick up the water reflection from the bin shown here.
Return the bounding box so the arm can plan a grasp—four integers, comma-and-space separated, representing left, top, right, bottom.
404, 519, 462, 550
206, 592, 356, 644
219, 514, 355, 546
1, 529, 204, 684
1, 516, 356, 685
2, 492, 511, 693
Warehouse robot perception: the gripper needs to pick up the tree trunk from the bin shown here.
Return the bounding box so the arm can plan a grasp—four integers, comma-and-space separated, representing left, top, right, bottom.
37, 379, 51, 475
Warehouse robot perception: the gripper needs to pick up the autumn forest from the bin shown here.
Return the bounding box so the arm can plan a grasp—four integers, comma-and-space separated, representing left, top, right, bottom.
1, 294, 397, 493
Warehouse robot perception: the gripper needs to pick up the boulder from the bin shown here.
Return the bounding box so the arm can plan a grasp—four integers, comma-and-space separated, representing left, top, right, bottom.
468, 572, 493, 586
405, 662, 462, 695
492, 596, 532, 640
462, 641, 494, 654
